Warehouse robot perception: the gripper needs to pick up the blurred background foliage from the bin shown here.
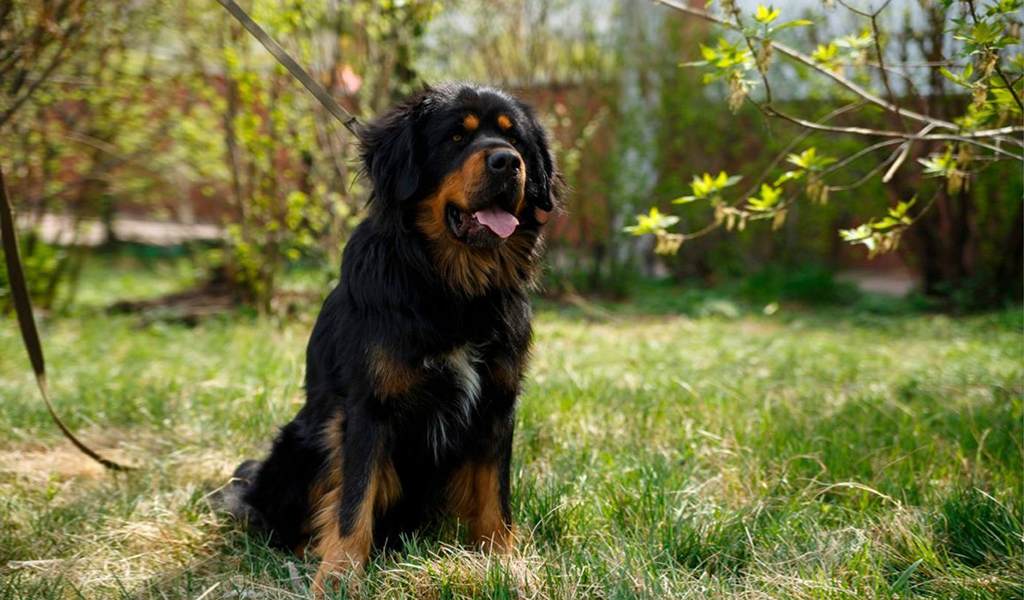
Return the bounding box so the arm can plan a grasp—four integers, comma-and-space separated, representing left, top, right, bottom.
0, 0, 1021, 313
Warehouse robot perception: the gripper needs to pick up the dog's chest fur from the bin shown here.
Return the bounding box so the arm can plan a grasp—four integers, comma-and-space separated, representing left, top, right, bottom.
421, 344, 484, 459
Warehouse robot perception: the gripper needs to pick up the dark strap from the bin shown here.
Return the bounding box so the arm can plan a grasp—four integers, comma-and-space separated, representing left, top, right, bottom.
214, 0, 363, 138
0, 166, 131, 471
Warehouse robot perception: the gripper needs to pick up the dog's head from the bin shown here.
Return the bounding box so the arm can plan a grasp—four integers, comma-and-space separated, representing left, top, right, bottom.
360, 84, 561, 295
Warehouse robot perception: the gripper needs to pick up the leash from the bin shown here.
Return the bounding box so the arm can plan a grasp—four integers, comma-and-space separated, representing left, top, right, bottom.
1, 168, 131, 471
1, 1, 363, 472
214, 0, 364, 138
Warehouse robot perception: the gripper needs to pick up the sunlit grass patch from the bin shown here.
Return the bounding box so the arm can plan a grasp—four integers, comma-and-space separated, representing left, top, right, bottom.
1, 274, 1021, 598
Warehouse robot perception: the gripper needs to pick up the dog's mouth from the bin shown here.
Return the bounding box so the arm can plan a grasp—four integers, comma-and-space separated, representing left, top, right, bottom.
446, 203, 519, 248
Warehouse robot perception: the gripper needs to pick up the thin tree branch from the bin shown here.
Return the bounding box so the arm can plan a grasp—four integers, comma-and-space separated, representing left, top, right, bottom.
965, 0, 1024, 113
826, 148, 903, 192
882, 124, 935, 183
761, 106, 1023, 158
868, 12, 907, 131
654, 0, 961, 130
724, 3, 773, 104
823, 139, 906, 175
734, 101, 868, 205
764, 104, 1022, 140
835, 0, 893, 19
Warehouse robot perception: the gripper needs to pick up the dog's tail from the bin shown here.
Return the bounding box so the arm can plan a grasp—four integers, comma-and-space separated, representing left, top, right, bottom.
211, 459, 265, 524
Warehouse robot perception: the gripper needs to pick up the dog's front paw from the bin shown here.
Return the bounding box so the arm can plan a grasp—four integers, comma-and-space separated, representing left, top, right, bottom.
312, 555, 363, 598
474, 524, 516, 554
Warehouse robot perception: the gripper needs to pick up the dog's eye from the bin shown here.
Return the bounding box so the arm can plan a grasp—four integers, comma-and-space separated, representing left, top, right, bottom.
452, 134, 463, 142
509, 137, 518, 145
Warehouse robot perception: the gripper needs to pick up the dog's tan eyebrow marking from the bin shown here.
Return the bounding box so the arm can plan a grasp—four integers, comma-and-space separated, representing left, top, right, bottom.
463, 114, 479, 131
497, 114, 513, 130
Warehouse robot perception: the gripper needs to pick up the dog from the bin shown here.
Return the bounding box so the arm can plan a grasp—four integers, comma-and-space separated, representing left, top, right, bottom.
225, 83, 561, 593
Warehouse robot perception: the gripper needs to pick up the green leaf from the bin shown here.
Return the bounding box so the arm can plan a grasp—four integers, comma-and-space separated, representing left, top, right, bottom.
836, 30, 874, 50
754, 5, 780, 24
688, 171, 742, 200
624, 207, 681, 236
811, 43, 838, 63
773, 20, 813, 32
972, 21, 996, 44
786, 147, 835, 171
840, 224, 877, 251
747, 183, 783, 211
774, 170, 805, 186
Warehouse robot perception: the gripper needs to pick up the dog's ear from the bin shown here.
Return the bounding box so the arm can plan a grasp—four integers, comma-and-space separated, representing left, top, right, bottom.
534, 131, 562, 213
360, 95, 424, 203
520, 104, 561, 213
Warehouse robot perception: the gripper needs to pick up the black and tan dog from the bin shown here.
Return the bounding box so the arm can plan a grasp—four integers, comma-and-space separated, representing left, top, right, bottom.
226, 83, 560, 592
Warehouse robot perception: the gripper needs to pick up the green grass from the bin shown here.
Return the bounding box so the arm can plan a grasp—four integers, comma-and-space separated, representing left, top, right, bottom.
1, 261, 1021, 599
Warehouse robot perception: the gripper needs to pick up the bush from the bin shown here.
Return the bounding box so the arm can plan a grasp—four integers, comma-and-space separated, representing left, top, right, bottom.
0, 233, 67, 312
739, 264, 860, 306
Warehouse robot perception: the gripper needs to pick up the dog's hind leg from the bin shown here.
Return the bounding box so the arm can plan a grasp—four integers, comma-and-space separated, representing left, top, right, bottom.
236, 417, 328, 553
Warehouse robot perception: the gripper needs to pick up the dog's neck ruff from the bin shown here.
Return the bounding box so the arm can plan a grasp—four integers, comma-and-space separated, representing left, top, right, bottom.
427, 229, 542, 298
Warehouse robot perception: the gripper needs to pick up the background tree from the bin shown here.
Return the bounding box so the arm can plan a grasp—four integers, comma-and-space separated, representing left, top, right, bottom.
629, 0, 1023, 307
1, 1, 185, 309
1, 0, 441, 311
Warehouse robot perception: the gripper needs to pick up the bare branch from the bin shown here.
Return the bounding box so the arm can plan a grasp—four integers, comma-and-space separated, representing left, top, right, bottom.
835, 0, 893, 19
733, 101, 868, 205
826, 146, 904, 192
868, 12, 907, 131
761, 107, 1023, 158
880, 122, 942, 185
824, 139, 906, 175
678, 220, 723, 242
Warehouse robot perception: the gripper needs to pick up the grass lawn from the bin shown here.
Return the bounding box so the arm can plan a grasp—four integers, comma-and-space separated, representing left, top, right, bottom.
1, 260, 1021, 599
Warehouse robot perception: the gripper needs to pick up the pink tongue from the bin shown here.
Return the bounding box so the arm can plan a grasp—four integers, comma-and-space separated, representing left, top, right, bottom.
473, 206, 519, 238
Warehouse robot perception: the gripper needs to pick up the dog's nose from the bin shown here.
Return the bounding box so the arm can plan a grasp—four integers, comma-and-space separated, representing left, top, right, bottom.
486, 150, 519, 174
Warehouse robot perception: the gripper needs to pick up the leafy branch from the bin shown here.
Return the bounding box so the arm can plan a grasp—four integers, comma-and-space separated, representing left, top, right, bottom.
629, 0, 1022, 258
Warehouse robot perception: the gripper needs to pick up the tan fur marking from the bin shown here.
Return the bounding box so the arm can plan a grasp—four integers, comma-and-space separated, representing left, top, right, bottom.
448, 462, 514, 552
497, 114, 513, 130
309, 420, 402, 596
463, 114, 479, 131
311, 461, 402, 595
301, 411, 346, 556
511, 160, 527, 216
309, 412, 344, 503
416, 152, 539, 298
375, 459, 402, 509
370, 345, 420, 398
311, 479, 373, 596
321, 411, 345, 455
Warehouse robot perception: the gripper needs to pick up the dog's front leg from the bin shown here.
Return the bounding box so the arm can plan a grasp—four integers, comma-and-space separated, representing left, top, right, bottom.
448, 404, 516, 553
311, 406, 387, 596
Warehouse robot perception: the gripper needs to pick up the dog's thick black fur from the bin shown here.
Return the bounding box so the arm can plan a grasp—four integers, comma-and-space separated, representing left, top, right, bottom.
228, 83, 560, 589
